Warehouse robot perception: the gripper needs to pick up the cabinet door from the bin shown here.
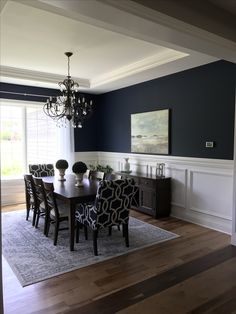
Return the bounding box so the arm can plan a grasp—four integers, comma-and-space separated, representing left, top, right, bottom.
139, 187, 156, 215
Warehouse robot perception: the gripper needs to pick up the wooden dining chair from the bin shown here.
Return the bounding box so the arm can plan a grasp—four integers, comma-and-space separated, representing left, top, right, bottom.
33, 177, 48, 235
29, 163, 55, 177
24, 174, 37, 226
75, 178, 136, 255
89, 170, 105, 181
43, 182, 69, 246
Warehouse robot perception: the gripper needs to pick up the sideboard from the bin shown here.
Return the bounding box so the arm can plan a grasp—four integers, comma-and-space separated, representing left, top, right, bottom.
116, 172, 171, 218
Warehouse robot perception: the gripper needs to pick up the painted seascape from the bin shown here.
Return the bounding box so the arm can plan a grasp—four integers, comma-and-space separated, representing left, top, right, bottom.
131, 109, 169, 154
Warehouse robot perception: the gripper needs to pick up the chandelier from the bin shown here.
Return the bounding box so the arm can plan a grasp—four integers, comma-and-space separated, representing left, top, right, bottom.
43, 52, 92, 128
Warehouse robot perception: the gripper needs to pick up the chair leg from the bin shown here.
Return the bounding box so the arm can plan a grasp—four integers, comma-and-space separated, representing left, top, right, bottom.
26, 205, 30, 221
108, 226, 112, 236
123, 224, 129, 247
32, 210, 37, 227
93, 229, 98, 256
45, 218, 51, 237
35, 211, 40, 228
44, 214, 49, 235
54, 221, 59, 246
76, 221, 80, 243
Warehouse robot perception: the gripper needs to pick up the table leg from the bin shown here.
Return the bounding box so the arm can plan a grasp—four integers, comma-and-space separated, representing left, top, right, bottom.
69, 202, 75, 251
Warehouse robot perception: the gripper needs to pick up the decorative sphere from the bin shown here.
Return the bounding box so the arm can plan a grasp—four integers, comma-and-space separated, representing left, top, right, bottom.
72, 161, 87, 174
55, 159, 69, 169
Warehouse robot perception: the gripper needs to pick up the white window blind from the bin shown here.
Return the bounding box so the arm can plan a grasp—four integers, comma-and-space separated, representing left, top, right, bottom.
0, 102, 58, 179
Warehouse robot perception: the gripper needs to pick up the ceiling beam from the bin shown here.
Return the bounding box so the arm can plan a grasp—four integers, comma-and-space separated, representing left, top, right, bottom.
16, 0, 236, 63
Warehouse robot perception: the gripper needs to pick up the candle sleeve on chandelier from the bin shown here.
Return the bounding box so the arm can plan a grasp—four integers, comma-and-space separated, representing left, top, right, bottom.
43, 52, 93, 128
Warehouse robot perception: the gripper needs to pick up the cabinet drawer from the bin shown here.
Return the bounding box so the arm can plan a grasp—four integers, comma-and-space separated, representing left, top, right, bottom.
139, 178, 155, 188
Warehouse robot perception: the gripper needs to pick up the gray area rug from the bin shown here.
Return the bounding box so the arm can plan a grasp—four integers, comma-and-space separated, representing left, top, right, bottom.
2, 210, 179, 287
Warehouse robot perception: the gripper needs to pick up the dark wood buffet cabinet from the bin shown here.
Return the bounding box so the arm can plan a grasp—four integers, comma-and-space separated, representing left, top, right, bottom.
116, 172, 171, 218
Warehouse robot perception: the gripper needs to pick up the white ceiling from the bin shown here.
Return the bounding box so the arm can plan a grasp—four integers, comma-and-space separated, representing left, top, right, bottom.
1, 0, 234, 94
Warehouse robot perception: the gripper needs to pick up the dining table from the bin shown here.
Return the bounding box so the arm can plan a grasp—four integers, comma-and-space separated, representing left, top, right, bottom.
43, 174, 99, 251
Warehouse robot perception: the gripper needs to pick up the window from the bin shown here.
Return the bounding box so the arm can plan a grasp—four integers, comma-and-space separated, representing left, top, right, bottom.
0, 101, 59, 179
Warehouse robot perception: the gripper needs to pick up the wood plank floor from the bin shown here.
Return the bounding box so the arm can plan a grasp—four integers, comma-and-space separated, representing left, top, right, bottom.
2, 204, 235, 314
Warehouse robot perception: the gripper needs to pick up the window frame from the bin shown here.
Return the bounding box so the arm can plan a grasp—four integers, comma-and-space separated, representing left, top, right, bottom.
0, 99, 57, 180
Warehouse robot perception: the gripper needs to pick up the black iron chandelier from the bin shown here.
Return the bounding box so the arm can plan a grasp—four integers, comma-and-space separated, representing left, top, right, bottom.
43, 52, 92, 128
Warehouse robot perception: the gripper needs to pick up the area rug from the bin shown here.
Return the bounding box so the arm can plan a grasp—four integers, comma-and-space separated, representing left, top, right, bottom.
2, 210, 179, 287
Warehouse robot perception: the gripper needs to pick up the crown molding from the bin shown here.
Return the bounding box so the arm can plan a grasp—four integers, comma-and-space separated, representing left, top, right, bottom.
0, 65, 90, 88
91, 50, 188, 87
1, 50, 188, 90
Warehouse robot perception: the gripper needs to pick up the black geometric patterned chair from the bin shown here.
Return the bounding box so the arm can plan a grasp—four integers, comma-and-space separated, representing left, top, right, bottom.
24, 174, 37, 226
29, 163, 54, 177
75, 178, 136, 255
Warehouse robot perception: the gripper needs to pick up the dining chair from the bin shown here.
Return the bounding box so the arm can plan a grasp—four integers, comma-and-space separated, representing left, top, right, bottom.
33, 177, 48, 235
43, 182, 69, 246
29, 163, 55, 177
89, 170, 105, 180
75, 178, 136, 255
24, 174, 37, 226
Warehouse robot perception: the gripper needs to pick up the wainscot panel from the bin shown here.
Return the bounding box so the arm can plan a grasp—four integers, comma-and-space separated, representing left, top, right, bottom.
76, 151, 233, 234
1, 179, 25, 206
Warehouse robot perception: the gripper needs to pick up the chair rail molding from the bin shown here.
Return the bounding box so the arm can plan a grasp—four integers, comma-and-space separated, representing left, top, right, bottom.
76, 151, 233, 234
3, 151, 233, 234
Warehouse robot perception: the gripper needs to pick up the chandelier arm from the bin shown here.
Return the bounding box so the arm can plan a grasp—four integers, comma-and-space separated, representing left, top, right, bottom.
44, 51, 92, 128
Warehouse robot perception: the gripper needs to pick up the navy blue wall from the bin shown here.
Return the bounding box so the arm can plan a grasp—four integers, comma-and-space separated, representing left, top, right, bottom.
1, 61, 235, 159
75, 61, 235, 159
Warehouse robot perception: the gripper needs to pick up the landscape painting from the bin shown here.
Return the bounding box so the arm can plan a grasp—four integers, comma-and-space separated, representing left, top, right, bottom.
131, 109, 169, 154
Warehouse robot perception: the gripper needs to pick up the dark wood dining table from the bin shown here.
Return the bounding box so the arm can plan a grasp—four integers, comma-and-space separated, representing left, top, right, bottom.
43, 174, 99, 251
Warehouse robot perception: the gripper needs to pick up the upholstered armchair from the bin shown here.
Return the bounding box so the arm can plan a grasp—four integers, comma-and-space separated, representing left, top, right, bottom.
75, 178, 136, 255
29, 163, 54, 177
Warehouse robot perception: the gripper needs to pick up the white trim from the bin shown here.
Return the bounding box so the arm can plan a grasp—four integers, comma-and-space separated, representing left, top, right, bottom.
171, 205, 232, 235
91, 50, 188, 87
0, 65, 90, 89
78, 151, 233, 234
0, 98, 44, 107
232, 91, 236, 245
232, 233, 236, 246
189, 206, 232, 221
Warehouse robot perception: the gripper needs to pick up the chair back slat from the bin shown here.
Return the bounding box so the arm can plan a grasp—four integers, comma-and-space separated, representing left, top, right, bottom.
24, 174, 37, 220
24, 174, 37, 208
43, 182, 60, 220
33, 177, 46, 209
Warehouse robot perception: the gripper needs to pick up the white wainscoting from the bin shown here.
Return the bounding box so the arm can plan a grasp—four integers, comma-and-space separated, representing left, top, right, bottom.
75, 151, 234, 234
3, 152, 233, 234
1, 179, 25, 206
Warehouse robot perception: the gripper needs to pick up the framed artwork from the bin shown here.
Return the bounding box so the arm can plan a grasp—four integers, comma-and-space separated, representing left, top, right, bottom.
131, 109, 169, 154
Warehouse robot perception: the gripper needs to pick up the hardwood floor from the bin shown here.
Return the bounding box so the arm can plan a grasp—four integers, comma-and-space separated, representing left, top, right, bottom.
2, 204, 235, 314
